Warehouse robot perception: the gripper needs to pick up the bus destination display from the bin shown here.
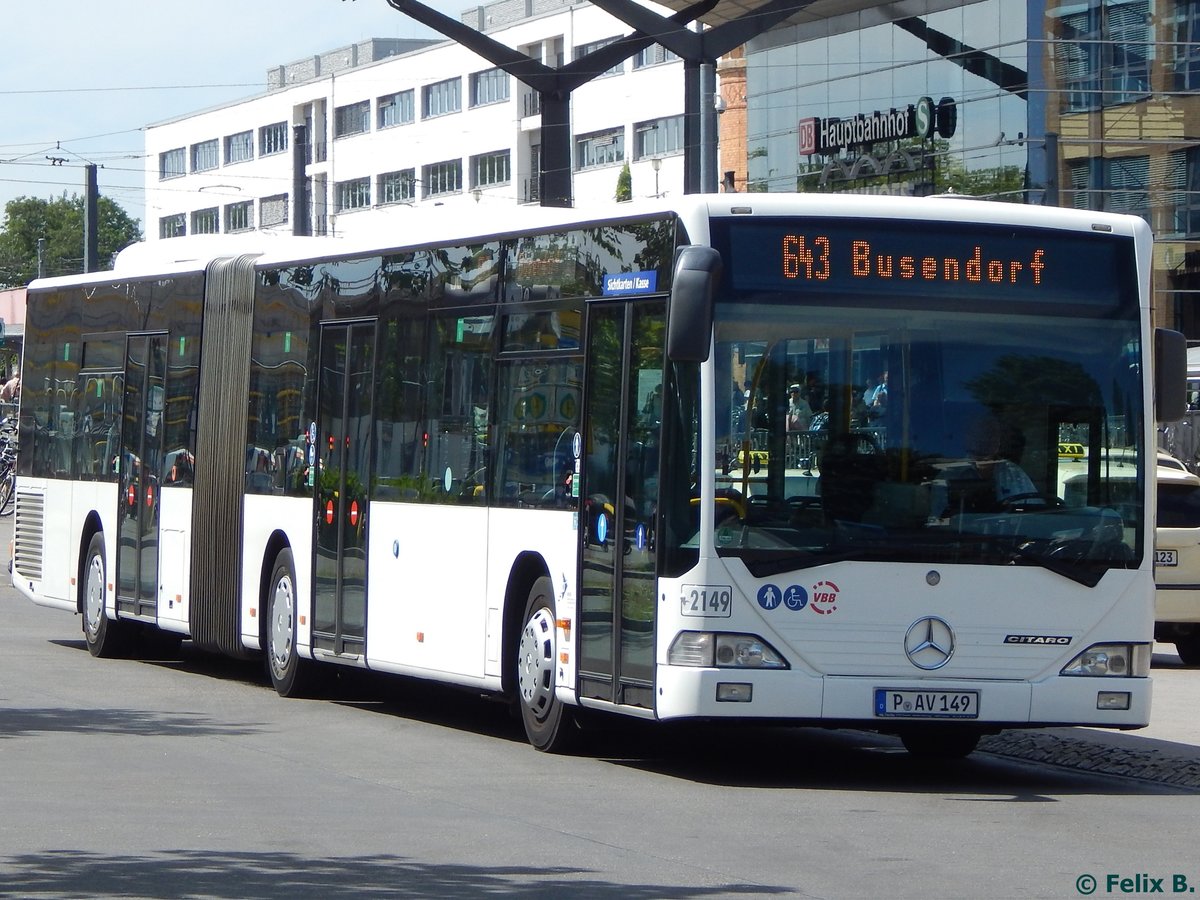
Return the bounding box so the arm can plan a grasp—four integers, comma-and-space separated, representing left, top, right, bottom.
782, 235, 1044, 287
721, 218, 1133, 308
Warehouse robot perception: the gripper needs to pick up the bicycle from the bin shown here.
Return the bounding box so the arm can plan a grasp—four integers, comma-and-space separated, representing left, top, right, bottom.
0, 418, 17, 517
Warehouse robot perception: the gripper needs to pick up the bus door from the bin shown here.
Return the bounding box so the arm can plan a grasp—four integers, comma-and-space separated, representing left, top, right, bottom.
115, 333, 167, 621
578, 299, 665, 709
313, 320, 376, 657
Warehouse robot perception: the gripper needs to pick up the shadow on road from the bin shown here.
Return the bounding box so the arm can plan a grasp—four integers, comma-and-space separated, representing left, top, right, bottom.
34, 634, 1200, 798
0, 705, 264, 739
0, 850, 791, 899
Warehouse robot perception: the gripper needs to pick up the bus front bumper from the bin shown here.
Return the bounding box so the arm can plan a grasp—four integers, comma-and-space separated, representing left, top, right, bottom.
654, 666, 1151, 730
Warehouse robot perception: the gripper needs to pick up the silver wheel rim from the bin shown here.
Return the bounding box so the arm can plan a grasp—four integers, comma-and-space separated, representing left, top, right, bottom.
269, 571, 295, 680
517, 606, 556, 720
84, 550, 104, 638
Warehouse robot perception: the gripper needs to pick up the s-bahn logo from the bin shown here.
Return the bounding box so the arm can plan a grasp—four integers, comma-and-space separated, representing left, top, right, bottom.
798, 96, 957, 156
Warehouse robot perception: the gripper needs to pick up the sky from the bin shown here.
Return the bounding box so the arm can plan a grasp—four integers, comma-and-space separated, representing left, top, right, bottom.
0, 0, 463, 230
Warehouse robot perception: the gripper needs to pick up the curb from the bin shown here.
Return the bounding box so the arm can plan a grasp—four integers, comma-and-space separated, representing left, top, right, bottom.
979, 732, 1200, 789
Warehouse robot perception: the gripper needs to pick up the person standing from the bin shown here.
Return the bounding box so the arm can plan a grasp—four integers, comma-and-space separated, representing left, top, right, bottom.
1, 371, 20, 404
786, 383, 813, 469
786, 384, 812, 433
864, 370, 887, 416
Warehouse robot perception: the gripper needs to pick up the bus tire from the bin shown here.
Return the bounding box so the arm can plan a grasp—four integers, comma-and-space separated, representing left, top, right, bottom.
82, 532, 128, 658
1175, 635, 1200, 666
265, 548, 316, 697
899, 727, 980, 759
516, 575, 576, 752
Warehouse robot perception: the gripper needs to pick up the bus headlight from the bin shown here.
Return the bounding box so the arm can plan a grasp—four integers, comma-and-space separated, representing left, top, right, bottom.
1060, 643, 1150, 677
668, 631, 788, 669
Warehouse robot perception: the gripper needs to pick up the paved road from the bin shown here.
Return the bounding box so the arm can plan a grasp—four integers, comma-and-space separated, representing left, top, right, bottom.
2, 514, 1199, 898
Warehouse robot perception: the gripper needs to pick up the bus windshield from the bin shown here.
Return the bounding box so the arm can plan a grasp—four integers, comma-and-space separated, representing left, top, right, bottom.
703, 216, 1144, 586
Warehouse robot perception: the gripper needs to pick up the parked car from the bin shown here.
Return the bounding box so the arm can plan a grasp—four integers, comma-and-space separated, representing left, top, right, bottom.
1155, 455, 1200, 665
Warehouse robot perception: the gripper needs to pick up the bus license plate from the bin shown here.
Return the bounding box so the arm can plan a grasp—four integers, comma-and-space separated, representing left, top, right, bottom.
1156, 549, 1178, 567
874, 689, 979, 718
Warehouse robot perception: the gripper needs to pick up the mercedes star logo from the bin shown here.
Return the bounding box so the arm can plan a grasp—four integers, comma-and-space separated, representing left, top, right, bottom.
904, 616, 955, 670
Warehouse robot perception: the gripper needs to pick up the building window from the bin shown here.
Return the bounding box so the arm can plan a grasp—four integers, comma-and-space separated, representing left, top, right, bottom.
226, 200, 254, 232
336, 177, 371, 211
1107, 156, 1150, 219
1172, 1, 1200, 91
1105, 1, 1151, 104
423, 78, 461, 118
576, 128, 625, 169
191, 208, 219, 235
1068, 155, 1150, 221
334, 100, 371, 138
378, 90, 415, 128
225, 130, 254, 165
260, 122, 289, 156
634, 116, 684, 159
191, 139, 219, 173
159, 148, 185, 180
1157, 150, 1200, 238
1053, 0, 1150, 112
470, 68, 509, 107
260, 193, 289, 227
574, 37, 623, 76
632, 44, 679, 69
1181, 149, 1200, 237
422, 159, 462, 197
379, 169, 415, 205
159, 213, 186, 239
471, 151, 510, 188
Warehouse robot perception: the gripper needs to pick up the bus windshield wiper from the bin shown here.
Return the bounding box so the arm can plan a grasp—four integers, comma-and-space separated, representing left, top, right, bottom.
1006, 539, 1125, 588
725, 530, 1123, 586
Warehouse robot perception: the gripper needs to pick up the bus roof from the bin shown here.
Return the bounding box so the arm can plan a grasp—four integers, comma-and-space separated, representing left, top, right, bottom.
27, 193, 1150, 291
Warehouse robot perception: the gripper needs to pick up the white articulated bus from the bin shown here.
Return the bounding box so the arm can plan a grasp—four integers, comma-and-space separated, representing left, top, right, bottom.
13, 194, 1185, 756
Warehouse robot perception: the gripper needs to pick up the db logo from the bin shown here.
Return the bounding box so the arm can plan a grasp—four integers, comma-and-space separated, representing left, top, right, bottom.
810, 580, 840, 615
798, 117, 817, 155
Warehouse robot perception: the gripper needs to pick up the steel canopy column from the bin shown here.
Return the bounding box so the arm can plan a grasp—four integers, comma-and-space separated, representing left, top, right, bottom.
541, 95, 573, 208
382, 0, 713, 207
588, 0, 815, 195
683, 60, 702, 195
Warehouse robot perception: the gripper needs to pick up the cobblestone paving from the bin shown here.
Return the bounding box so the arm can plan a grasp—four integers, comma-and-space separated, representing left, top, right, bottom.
979, 732, 1200, 789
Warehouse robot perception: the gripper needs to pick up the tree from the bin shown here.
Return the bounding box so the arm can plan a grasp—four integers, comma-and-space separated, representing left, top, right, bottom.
615, 162, 632, 202
0, 193, 142, 288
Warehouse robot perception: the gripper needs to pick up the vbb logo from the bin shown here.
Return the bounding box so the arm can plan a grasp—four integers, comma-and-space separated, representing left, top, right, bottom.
810, 580, 839, 615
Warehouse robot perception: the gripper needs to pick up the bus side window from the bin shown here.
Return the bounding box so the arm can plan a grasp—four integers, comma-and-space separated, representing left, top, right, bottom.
492, 359, 581, 508
425, 314, 493, 505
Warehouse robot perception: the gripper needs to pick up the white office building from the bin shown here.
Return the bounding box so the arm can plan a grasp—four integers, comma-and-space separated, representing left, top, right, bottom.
143, 0, 686, 241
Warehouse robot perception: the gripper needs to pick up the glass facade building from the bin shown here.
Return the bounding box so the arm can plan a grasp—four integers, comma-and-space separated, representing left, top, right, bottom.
742, 0, 1200, 337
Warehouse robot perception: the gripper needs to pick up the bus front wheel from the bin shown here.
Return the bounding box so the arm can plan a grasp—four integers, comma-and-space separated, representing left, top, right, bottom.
265, 549, 316, 697
516, 576, 576, 752
1175, 635, 1200, 666
899, 727, 980, 759
82, 532, 128, 658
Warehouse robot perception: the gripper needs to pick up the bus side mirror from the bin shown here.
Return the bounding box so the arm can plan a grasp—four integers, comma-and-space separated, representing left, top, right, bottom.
1155, 327, 1187, 423
667, 246, 722, 363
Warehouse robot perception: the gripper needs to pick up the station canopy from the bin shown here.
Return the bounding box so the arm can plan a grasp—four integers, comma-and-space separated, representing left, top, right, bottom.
648, 0, 963, 36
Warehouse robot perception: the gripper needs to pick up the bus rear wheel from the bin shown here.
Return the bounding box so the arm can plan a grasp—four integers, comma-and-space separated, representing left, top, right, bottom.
516, 576, 576, 752
265, 549, 317, 697
82, 532, 128, 658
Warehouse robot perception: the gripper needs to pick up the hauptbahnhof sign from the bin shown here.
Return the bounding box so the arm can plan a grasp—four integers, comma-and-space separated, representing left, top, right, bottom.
798, 96, 957, 156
